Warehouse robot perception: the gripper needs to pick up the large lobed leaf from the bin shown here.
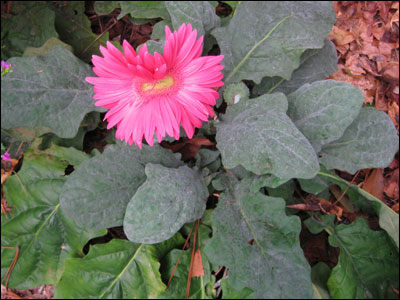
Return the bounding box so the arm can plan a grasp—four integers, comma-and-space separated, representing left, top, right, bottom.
1, 46, 103, 139
216, 93, 319, 179
165, 1, 220, 37
55, 240, 166, 299
253, 38, 338, 96
123, 164, 208, 244
287, 80, 364, 152
306, 215, 399, 299
1, 139, 105, 289
60, 142, 183, 230
213, 1, 336, 84
319, 107, 399, 174
205, 174, 313, 298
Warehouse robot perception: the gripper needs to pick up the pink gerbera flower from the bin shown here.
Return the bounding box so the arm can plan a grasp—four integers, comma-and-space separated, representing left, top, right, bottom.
86, 23, 224, 148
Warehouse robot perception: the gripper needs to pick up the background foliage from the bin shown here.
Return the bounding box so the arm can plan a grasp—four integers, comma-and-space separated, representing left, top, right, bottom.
1, 1, 399, 299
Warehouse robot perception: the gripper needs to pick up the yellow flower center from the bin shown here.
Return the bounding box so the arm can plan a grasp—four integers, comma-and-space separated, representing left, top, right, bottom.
142, 76, 174, 92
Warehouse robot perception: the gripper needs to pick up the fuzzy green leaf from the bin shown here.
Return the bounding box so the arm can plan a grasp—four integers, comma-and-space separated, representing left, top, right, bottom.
216, 93, 319, 179
165, 1, 220, 37
319, 107, 399, 174
253, 38, 338, 96
287, 80, 364, 152
124, 164, 208, 244
213, 2, 336, 84
204, 174, 313, 298
60, 143, 182, 230
1, 46, 104, 139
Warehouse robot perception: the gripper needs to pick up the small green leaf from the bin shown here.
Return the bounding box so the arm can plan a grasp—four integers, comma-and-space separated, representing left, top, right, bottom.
253, 38, 338, 96
311, 262, 331, 299
220, 279, 255, 299
287, 80, 364, 152
123, 164, 208, 244
54, 240, 166, 299
223, 82, 249, 106
213, 2, 336, 84
319, 107, 399, 174
1, 46, 104, 139
60, 143, 182, 230
204, 174, 313, 298
216, 93, 319, 179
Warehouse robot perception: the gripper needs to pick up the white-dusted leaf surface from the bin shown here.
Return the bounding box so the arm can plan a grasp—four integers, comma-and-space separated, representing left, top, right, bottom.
287, 80, 364, 152
165, 1, 220, 37
60, 143, 183, 230
1, 46, 103, 138
123, 164, 208, 244
319, 107, 399, 174
213, 2, 336, 84
216, 93, 319, 179
205, 174, 313, 298
253, 38, 338, 96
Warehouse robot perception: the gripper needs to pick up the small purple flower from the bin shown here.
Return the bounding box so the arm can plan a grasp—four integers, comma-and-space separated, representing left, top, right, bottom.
2, 152, 11, 160
1, 60, 13, 76
1, 60, 10, 69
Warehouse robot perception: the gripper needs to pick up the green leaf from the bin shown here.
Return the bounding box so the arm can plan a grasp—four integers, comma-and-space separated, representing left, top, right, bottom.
120, 1, 170, 19
253, 38, 338, 96
287, 80, 364, 152
23, 37, 73, 57
53, 1, 114, 63
311, 262, 331, 299
60, 143, 183, 230
317, 170, 399, 248
216, 93, 319, 179
124, 164, 208, 244
212, 2, 336, 84
1, 46, 104, 139
165, 1, 220, 37
94, 1, 120, 15
310, 216, 398, 299
54, 240, 166, 299
152, 19, 174, 39
204, 174, 313, 298
220, 279, 255, 299
319, 107, 399, 174
1, 139, 105, 289
1, 1, 59, 58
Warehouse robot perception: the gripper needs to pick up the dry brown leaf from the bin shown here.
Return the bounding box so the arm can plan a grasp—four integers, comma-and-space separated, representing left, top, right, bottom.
190, 249, 205, 278
384, 168, 399, 201
363, 169, 385, 201
329, 26, 356, 46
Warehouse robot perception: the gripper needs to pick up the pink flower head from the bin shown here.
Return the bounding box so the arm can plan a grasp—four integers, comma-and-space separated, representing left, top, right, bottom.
86, 23, 224, 148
